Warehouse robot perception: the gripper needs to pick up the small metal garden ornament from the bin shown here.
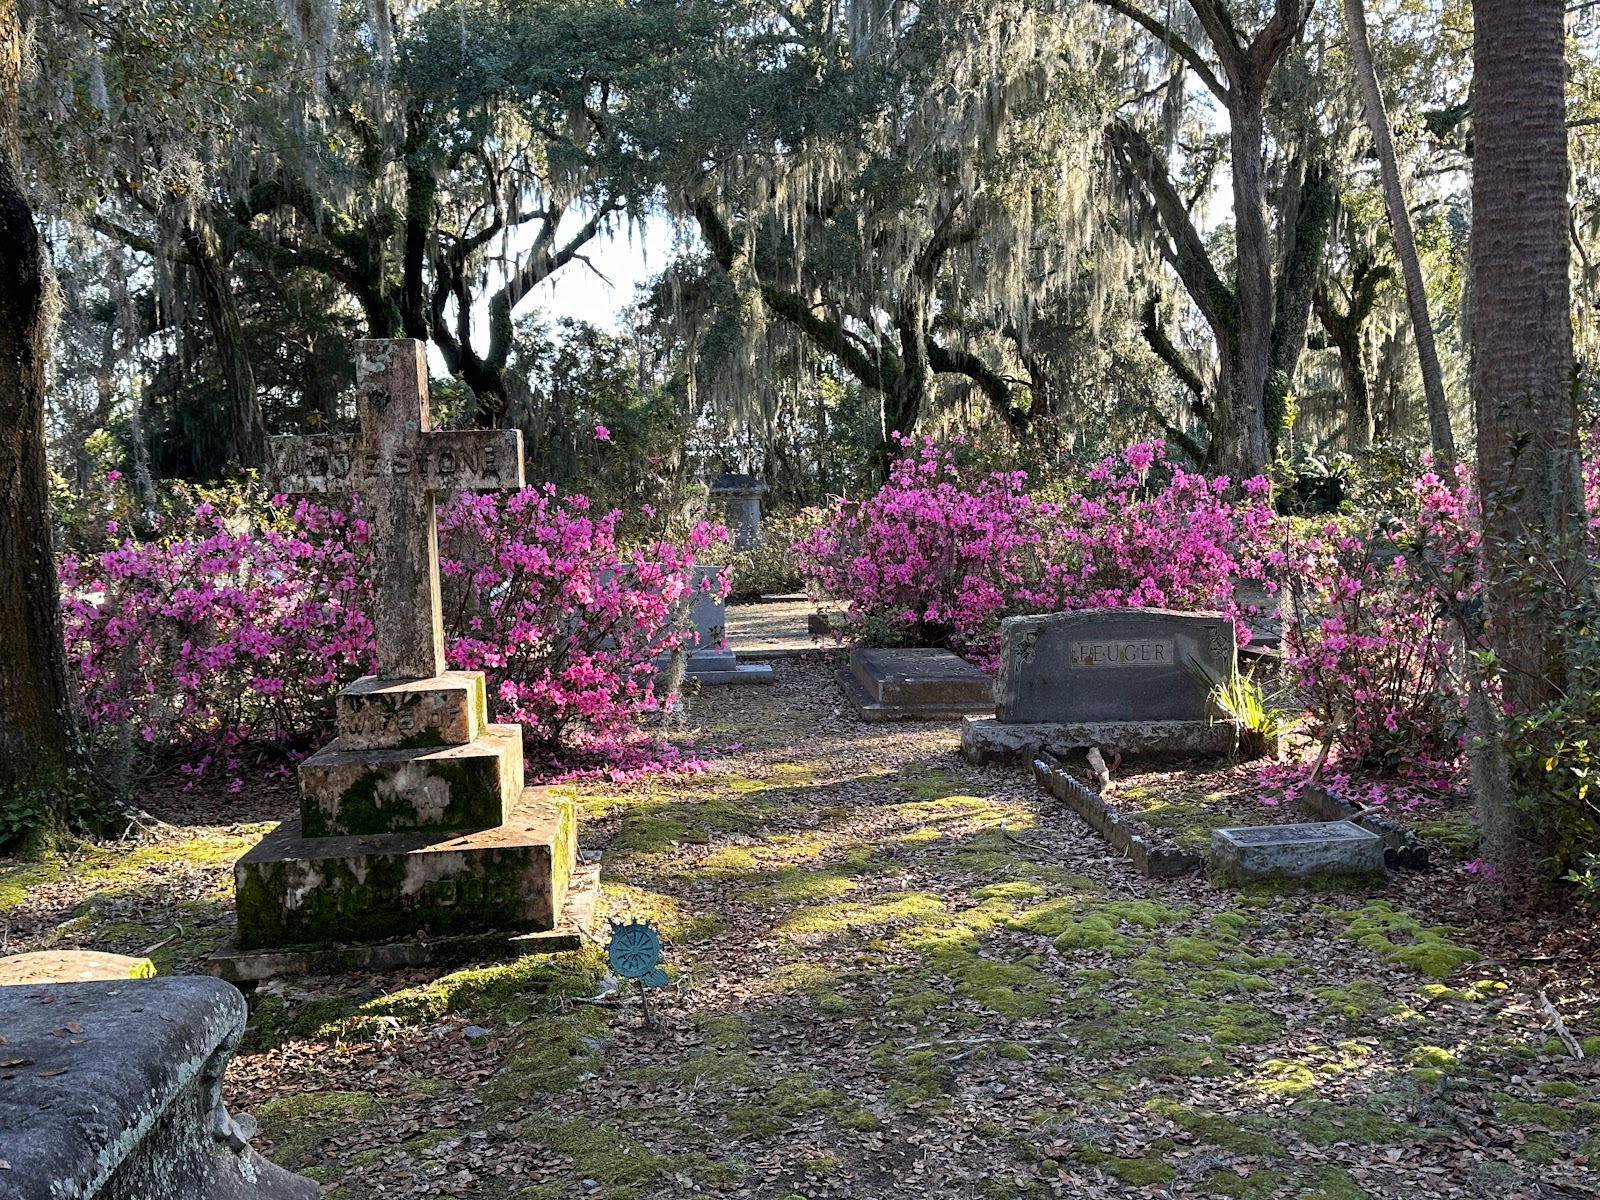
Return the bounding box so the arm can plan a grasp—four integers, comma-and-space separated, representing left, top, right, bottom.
606, 918, 669, 1028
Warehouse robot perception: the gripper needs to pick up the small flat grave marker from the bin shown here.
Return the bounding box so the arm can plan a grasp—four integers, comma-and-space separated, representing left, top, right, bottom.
837, 648, 994, 722
1210, 821, 1385, 882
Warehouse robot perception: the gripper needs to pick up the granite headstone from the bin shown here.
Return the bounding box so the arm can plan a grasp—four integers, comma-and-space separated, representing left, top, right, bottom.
962, 608, 1238, 763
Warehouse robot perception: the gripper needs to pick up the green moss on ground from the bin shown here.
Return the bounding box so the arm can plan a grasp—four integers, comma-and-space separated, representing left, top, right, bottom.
1290, 1100, 1414, 1146
256, 1090, 381, 1166
1145, 1097, 1280, 1154
1106, 783, 1258, 853
1330, 901, 1480, 977
1074, 1145, 1175, 1186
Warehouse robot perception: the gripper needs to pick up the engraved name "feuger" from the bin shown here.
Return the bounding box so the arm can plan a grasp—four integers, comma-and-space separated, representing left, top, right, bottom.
1070, 640, 1174, 666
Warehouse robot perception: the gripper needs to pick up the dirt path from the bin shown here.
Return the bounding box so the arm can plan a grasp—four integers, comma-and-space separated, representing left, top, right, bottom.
2, 661, 1596, 1198
724, 598, 829, 656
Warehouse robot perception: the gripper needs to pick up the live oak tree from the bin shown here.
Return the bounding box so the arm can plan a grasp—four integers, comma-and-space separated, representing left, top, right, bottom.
670, 0, 1123, 471
1100, 0, 1322, 479
0, 0, 92, 822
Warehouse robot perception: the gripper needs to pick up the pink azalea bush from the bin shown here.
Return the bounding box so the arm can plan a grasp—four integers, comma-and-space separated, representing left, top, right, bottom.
1028, 441, 1275, 619
60, 497, 372, 786
793, 435, 1051, 654
1275, 465, 1478, 780
794, 436, 1274, 663
438, 486, 726, 745
60, 486, 725, 787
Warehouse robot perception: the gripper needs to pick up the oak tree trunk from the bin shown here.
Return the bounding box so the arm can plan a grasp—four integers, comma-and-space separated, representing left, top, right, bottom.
1345, 0, 1456, 464
1225, 94, 1274, 480
183, 221, 266, 469
0, 0, 90, 804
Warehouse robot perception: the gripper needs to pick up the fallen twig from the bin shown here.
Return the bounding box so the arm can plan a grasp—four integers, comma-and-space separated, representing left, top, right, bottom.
1538, 989, 1585, 1058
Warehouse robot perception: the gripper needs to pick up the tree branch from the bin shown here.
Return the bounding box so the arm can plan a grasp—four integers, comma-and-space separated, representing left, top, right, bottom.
1097, 0, 1231, 103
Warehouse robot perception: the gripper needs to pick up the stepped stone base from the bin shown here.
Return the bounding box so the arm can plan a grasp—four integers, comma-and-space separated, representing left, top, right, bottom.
234, 788, 575, 951
210, 861, 599, 983
690, 659, 775, 684
961, 717, 1237, 765
297, 722, 523, 837
838, 648, 994, 722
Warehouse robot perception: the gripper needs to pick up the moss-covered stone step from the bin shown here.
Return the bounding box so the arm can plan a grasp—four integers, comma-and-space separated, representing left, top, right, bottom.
234, 788, 575, 951
297, 722, 523, 837
334, 671, 489, 750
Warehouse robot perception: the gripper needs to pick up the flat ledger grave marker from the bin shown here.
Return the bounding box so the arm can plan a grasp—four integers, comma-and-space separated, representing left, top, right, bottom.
962, 608, 1238, 763
1210, 821, 1385, 882
212, 340, 582, 982
837, 648, 994, 722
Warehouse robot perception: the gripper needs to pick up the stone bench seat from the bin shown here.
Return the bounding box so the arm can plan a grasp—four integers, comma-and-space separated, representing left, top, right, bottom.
0, 976, 316, 1200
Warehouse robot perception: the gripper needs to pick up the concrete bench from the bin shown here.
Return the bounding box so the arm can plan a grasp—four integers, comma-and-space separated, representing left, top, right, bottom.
0, 975, 317, 1200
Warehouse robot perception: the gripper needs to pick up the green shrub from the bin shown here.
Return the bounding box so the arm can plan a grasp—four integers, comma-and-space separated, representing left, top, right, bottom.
718, 510, 827, 602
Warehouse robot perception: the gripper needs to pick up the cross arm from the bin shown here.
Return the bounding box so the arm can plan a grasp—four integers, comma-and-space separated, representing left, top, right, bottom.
416, 429, 526, 492
268, 434, 360, 495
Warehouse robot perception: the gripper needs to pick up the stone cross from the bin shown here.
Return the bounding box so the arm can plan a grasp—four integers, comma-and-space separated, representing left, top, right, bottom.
268, 339, 525, 680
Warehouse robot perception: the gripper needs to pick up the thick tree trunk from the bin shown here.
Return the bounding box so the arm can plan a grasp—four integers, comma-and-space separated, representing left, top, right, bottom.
1226, 94, 1274, 480
182, 221, 266, 469
1313, 284, 1375, 448
1266, 161, 1336, 456
0, 0, 90, 804
1468, 0, 1583, 890
1345, 0, 1456, 465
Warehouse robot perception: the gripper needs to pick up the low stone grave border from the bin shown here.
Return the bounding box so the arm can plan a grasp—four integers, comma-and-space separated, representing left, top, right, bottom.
1030, 752, 1203, 879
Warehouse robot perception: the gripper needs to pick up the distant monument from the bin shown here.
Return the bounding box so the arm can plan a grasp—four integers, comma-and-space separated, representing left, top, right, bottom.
212, 341, 578, 980
673, 564, 773, 684
961, 608, 1238, 764
706, 473, 767, 550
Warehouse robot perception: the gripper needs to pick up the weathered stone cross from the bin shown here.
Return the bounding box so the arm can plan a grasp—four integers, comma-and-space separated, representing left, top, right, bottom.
268, 339, 525, 680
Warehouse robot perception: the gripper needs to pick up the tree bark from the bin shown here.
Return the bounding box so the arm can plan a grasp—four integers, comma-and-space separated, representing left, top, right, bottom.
1313, 259, 1393, 448
1266, 160, 1336, 456
1344, 0, 1456, 464
0, 0, 90, 806
182, 220, 266, 469
1226, 92, 1275, 479
1468, 0, 1583, 890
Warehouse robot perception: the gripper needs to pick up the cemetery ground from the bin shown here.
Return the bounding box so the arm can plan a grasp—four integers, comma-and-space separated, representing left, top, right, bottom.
3, 662, 1599, 1199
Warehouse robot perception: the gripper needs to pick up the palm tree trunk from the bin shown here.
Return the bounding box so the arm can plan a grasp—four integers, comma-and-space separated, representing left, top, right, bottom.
1468, 0, 1583, 892
1344, 0, 1455, 464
